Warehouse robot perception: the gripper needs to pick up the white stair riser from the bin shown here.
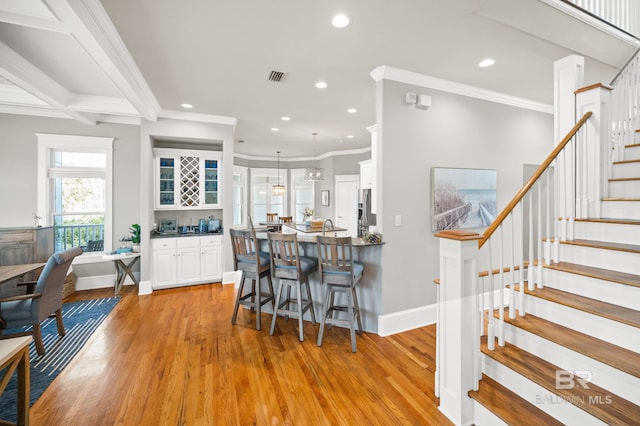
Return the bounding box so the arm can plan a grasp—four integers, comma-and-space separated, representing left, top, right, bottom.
612, 161, 640, 179
525, 295, 640, 353
482, 355, 606, 425
503, 321, 640, 405
626, 144, 640, 160
473, 401, 508, 426
543, 268, 639, 311
608, 179, 640, 198
601, 200, 640, 219
559, 244, 640, 276
574, 221, 640, 245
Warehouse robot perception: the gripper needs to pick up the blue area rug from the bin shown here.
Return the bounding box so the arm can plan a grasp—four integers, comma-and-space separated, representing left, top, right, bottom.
0, 297, 120, 422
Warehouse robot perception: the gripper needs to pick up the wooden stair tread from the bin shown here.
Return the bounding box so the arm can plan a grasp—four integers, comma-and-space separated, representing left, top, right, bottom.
518, 284, 640, 329
469, 374, 563, 426
574, 217, 640, 226
609, 177, 640, 182
545, 261, 640, 288
560, 238, 640, 254
498, 309, 640, 379
480, 336, 640, 425
602, 197, 640, 201
613, 158, 640, 164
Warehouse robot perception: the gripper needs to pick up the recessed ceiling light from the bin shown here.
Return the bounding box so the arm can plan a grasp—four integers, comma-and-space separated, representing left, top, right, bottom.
315, 81, 328, 89
181, 103, 193, 109
271, 127, 279, 132
347, 108, 357, 114
331, 14, 351, 28
347, 135, 354, 139
281, 116, 291, 121
478, 58, 495, 68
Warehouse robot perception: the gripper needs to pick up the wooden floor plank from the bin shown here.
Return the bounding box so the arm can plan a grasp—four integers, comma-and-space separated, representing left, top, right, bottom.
28, 284, 453, 425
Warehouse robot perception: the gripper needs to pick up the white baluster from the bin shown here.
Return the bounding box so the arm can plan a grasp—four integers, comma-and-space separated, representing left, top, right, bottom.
487, 243, 495, 351
498, 225, 505, 346
518, 201, 526, 316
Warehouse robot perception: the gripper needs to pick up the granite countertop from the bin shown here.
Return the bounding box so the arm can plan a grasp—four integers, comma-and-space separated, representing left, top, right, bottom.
150, 230, 224, 239
252, 229, 383, 247
282, 223, 348, 234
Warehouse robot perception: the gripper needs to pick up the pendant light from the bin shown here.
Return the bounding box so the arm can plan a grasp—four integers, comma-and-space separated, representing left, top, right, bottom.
272, 151, 285, 196
305, 132, 324, 181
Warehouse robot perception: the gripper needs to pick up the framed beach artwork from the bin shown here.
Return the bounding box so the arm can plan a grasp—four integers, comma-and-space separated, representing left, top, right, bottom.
431, 167, 497, 232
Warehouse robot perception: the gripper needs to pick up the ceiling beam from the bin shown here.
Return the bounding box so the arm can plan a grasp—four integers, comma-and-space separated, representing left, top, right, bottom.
0, 40, 96, 125
51, 0, 161, 121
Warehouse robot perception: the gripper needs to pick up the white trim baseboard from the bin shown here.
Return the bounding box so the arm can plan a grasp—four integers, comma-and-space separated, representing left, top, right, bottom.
222, 270, 242, 287
138, 279, 152, 295
75, 273, 139, 291
377, 303, 437, 336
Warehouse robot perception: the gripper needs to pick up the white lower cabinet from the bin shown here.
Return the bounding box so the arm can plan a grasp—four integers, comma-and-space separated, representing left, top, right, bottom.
152, 235, 223, 290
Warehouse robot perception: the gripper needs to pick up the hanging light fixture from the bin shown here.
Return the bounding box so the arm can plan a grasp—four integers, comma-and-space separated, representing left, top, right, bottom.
305, 132, 324, 181
272, 151, 285, 196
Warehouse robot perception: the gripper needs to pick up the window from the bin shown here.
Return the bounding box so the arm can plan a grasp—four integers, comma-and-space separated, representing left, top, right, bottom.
291, 169, 314, 222
232, 166, 247, 226
250, 168, 286, 222
37, 134, 113, 254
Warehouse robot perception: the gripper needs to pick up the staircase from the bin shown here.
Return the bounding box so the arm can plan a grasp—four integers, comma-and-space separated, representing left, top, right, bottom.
468, 135, 640, 424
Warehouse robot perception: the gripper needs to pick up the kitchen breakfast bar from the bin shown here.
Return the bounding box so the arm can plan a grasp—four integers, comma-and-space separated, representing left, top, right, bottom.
251, 224, 384, 334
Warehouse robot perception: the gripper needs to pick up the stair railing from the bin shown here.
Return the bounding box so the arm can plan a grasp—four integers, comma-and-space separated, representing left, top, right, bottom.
610, 47, 640, 163
476, 112, 592, 351
561, 0, 640, 36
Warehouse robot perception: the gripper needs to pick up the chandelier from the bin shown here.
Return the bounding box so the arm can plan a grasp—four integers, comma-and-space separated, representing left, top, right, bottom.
304, 132, 324, 181
272, 151, 285, 196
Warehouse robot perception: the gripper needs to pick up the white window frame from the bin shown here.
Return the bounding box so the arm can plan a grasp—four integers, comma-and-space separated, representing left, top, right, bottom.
37, 133, 114, 255
233, 165, 248, 226
250, 167, 288, 222
290, 168, 315, 222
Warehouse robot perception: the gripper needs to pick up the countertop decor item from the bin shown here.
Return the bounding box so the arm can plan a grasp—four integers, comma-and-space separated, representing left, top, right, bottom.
129, 224, 141, 252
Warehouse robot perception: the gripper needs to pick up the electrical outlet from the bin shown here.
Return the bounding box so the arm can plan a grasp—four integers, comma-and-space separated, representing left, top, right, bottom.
395, 215, 402, 226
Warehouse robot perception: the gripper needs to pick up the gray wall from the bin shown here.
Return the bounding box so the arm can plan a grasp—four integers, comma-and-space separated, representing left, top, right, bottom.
377, 79, 553, 315
0, 113, 141, 248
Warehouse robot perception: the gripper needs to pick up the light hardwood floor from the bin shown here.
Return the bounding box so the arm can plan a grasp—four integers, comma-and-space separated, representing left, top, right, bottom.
30, 283, 451, 425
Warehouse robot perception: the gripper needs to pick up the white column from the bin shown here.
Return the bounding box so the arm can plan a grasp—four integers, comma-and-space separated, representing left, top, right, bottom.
576, 85, 611, 219
436, 230, 481, 426
554, 55, 584, 241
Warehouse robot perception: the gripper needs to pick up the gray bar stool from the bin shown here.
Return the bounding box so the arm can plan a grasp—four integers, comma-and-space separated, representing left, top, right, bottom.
267, 232, 317, 341
230, 227, 275, 330
316, 236, 364, 352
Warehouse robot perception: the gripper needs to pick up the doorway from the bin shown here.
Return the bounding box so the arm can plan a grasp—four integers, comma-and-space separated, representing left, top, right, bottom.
334, 175, 359, 236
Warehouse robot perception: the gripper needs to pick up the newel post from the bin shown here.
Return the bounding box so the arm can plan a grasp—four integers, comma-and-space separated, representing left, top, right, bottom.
435, 230, 482, 426
575, 84, 611, 219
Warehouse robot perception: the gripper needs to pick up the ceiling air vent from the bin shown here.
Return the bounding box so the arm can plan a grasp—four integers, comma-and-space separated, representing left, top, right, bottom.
268, 70, 287, 82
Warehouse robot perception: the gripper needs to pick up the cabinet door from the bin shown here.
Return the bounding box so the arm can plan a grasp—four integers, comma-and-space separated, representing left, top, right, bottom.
152, 249, 177, 288
201, 245, 222, 282
360, 161, 372, 189
155, 155, 178, 209
177, 247, 201, 283
201, 154, 222, 208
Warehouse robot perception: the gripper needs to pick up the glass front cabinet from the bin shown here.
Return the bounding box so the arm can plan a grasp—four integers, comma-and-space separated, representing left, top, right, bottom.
154, 149, 222, 210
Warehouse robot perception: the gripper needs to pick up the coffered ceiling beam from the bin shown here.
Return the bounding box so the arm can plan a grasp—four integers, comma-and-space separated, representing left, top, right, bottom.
0, 40, 96, 125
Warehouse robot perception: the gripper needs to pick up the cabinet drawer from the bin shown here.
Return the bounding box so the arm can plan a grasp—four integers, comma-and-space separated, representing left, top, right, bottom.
200, 235, 223, 247
177, 237, 200, 249
152, 238, 177, 250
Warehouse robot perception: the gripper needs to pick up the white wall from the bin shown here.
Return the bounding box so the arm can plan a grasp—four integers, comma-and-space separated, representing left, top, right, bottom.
377, 79, 554, 317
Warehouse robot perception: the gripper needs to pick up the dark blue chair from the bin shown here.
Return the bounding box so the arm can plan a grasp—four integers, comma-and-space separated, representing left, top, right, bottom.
0, 247, 83, 356
268, 232, 317, 341
316, 236, 363, 352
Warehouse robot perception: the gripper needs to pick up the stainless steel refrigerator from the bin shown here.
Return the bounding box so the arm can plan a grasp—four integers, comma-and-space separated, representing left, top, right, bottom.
357, 188, 376, 237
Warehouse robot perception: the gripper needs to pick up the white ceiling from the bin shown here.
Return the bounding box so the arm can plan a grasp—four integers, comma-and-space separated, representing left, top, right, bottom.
0, 0, 636, 158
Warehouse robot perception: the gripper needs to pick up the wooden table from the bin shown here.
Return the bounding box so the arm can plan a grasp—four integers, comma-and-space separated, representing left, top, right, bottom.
0, 263, 45, 285
102, 252, 140, 294
0, 336, 31, 426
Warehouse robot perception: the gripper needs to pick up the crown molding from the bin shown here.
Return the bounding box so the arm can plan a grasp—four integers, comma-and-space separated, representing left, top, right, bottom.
159, 109, 237, 127
370, 65, 554, 114
235, 146, 371, 162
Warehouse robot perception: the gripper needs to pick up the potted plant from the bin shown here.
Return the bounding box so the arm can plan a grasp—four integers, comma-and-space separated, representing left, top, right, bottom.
129, 224, 141, 252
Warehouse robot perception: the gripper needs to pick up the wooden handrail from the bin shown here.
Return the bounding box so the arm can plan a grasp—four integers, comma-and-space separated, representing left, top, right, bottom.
478, 111, 593, 248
